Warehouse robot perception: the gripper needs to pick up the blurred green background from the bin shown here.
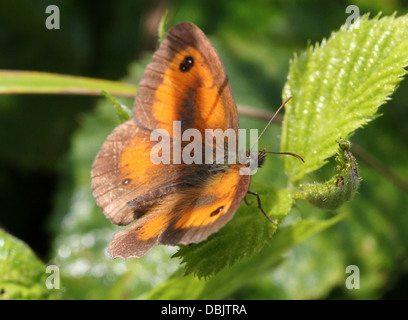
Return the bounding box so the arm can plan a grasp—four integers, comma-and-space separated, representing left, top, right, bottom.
1, 0, 408, 299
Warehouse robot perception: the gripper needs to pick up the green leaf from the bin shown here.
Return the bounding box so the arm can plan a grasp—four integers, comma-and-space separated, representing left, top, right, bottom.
100, 90, 133, 123
281, 13, 408, 183
158, 10, 169, 43
146, 214, 344, 299
294, 140, 361, 210
0, 229, 60, 300
173, 186, 293, 278
0, 70, 137, 97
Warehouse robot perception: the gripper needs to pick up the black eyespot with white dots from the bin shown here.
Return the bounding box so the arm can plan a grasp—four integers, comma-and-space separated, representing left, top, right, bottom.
123, 178, 132, 186
179, 56, 194, 72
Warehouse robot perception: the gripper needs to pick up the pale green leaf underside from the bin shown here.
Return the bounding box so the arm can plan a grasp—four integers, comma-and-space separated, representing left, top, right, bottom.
281, 14, 408, 182
294, 140, 361, 210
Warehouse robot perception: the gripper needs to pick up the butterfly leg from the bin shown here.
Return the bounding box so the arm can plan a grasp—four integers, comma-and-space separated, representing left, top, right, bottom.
247, 190, 278, 225
244, 196, 253, 206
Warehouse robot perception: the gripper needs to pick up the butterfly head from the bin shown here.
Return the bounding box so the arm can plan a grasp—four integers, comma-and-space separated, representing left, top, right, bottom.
244, 148, 267, 169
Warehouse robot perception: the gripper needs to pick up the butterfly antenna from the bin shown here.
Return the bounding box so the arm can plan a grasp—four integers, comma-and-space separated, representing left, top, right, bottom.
265, 151, 305, 163
250, 96, 292, 153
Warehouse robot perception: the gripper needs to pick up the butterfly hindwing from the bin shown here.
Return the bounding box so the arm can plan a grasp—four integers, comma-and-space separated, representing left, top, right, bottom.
108, 167, 250, 258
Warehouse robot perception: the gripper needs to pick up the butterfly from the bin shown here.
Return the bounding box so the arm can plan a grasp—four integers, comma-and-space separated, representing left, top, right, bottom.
91, 22, 299, 259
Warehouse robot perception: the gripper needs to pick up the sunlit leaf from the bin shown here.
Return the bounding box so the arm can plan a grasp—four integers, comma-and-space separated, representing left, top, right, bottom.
281, 13, 408, 182
0, 229, 60, 300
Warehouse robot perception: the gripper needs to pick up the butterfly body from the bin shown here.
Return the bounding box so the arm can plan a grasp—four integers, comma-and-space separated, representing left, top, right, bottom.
92, 22, 264, 258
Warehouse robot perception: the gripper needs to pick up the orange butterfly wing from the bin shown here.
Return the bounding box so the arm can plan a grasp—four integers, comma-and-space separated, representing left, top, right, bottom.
108, 167, 249, 258
134, 21, 239, 135
91, 22, 250, 258
91, 120, 197, 226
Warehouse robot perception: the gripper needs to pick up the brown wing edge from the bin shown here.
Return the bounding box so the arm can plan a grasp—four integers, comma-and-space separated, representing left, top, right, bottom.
91, 119, 141, 225
133, 21, 239, 132
108, 173, 251, 259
